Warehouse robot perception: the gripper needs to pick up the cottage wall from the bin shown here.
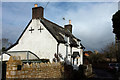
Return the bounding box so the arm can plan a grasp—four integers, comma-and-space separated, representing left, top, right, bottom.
8, 19, 58, 62
68, 46, 72, 62
59, 43, 66, 60
59, 44, 72, 63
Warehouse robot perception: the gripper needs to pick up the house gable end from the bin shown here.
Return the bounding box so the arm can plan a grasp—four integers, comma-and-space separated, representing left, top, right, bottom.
6, 20, 32, 51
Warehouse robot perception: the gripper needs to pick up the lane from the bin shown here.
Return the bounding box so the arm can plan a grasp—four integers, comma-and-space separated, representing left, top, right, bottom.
87, 68, 115, 80
0, 56, 2, 80
93, 68, 114, 78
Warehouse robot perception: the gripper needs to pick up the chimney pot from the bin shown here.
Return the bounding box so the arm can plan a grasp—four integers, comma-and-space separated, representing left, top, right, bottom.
69, 20, 71, 24
64, 19, 72, 33
34, 4, 38, 7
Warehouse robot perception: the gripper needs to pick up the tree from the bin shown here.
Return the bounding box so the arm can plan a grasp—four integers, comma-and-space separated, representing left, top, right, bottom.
0, 38, 12, 53
112, 10, 120, 40
2, 38, 12, 49
102, 43, 117, 62
88, 52, 105, 63
112, 10, 120, 62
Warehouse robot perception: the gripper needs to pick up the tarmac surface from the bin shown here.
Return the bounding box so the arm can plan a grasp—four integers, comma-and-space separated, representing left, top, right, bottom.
87, 68, 119, 80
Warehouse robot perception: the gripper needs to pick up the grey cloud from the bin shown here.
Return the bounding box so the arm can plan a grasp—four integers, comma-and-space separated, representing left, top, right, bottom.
118, 1, 120, 10
50, 3, 117, 51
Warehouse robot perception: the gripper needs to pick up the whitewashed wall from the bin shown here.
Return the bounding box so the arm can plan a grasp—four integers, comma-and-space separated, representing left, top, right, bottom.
80, 49, 83, 65
8, 19, 58, 62
59, 43, 66, 60
67, 46, 72, 63
2, 54, 10, 61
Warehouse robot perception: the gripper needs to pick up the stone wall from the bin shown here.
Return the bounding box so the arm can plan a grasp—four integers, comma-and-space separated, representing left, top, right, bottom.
84, 64, 92, 77
6, 56, 64, 79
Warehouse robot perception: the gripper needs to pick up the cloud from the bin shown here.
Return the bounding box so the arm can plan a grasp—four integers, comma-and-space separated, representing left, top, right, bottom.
1, 0, 120, 2
118, 1, 120, 10
2, 2, 118, 52
0, 2, 2, 40
43, 2, 117, 51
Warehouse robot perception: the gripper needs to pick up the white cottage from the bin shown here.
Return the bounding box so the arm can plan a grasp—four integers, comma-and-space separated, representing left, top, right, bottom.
3, 4, 85, 66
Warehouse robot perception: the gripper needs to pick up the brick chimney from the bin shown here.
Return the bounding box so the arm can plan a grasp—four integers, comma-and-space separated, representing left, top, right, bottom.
32, 4, 44, 19
64, 20, 72, 33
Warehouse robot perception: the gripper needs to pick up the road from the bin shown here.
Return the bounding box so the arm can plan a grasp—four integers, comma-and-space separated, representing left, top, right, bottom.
87, 68, 117, 80
0, 61, 1, 80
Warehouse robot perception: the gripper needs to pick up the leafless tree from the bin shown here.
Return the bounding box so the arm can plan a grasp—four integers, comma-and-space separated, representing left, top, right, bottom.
102, 42, 117, 62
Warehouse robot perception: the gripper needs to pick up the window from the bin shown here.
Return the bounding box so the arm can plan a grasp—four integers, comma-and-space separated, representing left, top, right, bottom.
72, 52, 80, 58
17, 65, 22, 70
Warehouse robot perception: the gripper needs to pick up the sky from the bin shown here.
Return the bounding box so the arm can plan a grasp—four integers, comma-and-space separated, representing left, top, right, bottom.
118, 1, 120, 10
2, 2, 118, 52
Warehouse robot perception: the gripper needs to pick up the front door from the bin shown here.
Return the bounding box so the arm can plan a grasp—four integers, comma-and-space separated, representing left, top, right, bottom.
72, 52, 80, 65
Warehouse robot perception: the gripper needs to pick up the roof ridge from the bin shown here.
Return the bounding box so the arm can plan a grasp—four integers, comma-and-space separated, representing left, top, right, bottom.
41, 18, 64, 29
41, 18, 80, 41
